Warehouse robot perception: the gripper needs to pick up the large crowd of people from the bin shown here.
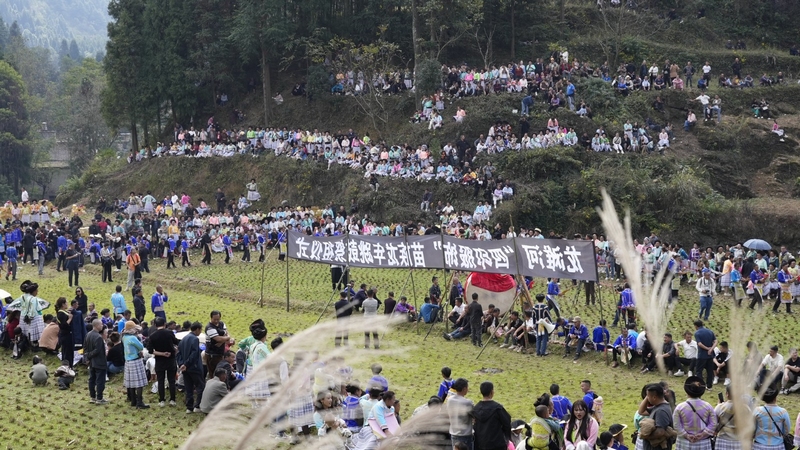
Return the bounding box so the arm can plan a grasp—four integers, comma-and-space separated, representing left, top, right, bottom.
2, 186, 800, 450
2, 32, 800, 449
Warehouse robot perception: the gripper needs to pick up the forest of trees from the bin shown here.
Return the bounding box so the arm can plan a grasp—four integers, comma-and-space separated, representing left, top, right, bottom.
101, 0, 800, 151
1, 0, 799, 199
0, 18, 110, 198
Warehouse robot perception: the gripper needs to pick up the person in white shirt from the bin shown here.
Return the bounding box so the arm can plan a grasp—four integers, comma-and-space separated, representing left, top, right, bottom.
695, 93, 711, 120
428, 112, 442, 130
702, 62, 712, 80
448, 297, 466, 326
675, 331, 698, 377
758, 345, 784, 390
696, 269, 716, 321
21, 188, 28, 203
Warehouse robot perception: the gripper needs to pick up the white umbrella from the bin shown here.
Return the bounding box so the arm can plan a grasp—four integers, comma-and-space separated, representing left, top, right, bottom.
0, 289, 12, 302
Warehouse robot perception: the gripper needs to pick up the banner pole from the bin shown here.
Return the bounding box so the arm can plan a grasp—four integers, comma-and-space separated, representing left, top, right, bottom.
411, 269, 419, 334
594, 244, 609, 365
258, 244, 278, 307
508, 215, 531, 353
439, 229, 451, 333
259, 257, 266, 308
314, 233, 350, 325
314, 263, 349, 325
285, 230, 290, 312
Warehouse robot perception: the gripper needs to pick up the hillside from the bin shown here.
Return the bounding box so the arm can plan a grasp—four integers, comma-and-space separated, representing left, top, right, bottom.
51, 0, 800, 247
0, 0, 109, 56
57, 80, 800, 247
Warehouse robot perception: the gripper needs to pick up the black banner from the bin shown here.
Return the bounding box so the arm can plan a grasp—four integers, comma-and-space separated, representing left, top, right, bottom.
288, 231, 597, 281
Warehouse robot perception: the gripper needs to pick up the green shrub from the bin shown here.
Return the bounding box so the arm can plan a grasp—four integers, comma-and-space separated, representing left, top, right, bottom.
415, 59, 442, 97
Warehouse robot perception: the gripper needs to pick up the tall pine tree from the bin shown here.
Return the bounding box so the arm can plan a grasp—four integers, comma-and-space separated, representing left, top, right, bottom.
0, 60, 33, 194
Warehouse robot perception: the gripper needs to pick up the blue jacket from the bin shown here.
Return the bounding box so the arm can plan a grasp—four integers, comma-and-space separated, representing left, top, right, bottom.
420, 303, 440, 323
177, 332, 203, 374
592, 326, 610, 347
613, 333, 637, 350
5, 247, 17, 263
57, 235, 67, 253
566, 84, 575, 96
568, 324, 589, 340
71, 309, 87, 346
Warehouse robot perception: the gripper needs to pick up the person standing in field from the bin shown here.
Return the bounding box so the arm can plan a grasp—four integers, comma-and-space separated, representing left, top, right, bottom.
468, 293, 483, 348
362, 289, 379, 349
472, 381, 511, 450
83, 319, 108, 405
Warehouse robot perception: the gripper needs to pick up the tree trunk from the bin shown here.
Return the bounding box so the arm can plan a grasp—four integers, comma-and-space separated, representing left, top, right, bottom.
261, 46, 272, 126
130, 120, 139, 154
560, 0, 565, 23
156, 104, 162, 137
411, 0, 421, 103
429, 11, 436, 58
510, 0, 516, 60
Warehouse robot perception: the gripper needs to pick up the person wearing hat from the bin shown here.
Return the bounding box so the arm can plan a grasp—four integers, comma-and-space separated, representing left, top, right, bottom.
608, 424, 628, 450
695, 269, 716, 321
242, 319, 270, 408
672, 376, 717, 450
509, 420, 529, 448
121, 320, 150, 409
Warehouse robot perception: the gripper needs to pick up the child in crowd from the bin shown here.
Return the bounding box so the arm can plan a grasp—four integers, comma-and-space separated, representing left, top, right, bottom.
55, 359, 76, 390
100, 308, 114, 329
437, 366, 454, 401
342, 384, 363, 432
29, 355, 49, 386
369, 364, 389, 392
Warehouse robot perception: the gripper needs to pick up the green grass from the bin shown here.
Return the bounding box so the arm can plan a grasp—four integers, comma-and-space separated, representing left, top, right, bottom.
1, 253, 799, 449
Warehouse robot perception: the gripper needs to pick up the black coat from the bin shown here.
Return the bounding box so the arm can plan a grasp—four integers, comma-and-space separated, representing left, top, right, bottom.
472, 400, 512, 450
83, 330, 107, 369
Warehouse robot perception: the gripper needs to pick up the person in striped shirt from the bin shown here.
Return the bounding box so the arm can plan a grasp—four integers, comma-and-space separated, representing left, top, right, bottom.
672, 376, 717, 450
753, 389, 791, 450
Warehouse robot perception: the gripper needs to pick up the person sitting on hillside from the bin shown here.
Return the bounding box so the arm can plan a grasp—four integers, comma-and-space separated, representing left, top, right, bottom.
758, 98, 771, 119
428, 111, 443, 130
453, 107, 466, 123
576, 102, 590, 117
615, 76, 629, 96
657, 130, 670, 151
683, 110, 697, 132
772, 120, 785, 142
653, 75, 665, 90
